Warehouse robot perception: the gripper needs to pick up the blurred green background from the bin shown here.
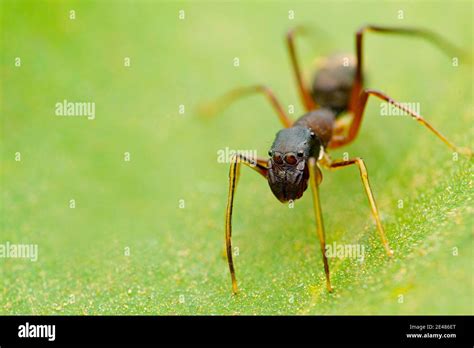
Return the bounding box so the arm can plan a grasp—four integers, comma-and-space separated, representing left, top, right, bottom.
0, 0, 472, 314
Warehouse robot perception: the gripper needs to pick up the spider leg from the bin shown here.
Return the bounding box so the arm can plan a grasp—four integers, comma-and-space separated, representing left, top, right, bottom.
320, 154, 393, 256
330, 25, 470, 150
308, 157, 332, 292
286, 27, 317, 111
198, 85, 293, 128
329, 88, 472, 157
349, 25, 469, 112
225, 153, 268, 294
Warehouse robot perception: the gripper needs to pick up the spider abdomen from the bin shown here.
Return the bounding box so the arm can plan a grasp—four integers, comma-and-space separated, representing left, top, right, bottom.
311, 53, 356, 115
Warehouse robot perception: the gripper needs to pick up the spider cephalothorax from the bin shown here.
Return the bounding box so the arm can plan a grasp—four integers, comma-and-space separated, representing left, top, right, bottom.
267, 126, 321, 202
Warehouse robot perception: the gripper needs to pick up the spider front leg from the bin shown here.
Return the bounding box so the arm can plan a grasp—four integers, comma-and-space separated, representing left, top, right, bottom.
225, 153, 268, 294
308, 157, 332, 292
320, 154, 394, 257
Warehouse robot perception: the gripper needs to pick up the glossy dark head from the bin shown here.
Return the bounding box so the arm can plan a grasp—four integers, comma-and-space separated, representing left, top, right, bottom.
267, 126, 322, 202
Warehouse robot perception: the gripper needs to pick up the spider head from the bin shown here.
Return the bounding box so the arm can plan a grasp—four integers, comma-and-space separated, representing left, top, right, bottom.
267, 126, 322, 202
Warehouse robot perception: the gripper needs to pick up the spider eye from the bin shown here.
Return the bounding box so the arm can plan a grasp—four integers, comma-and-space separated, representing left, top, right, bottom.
268, 150, 272, 157
297, 150, 304, 157
310, 131, 315, 138
285, 153, 297, 165
273, 152, 283, 164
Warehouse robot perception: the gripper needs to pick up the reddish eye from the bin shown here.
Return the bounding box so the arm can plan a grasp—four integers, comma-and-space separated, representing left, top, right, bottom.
285, 153, 297, 165
273, 152, 283, 164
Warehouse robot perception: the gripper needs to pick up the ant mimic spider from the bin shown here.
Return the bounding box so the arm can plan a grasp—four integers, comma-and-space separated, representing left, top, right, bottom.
200, 25, 472, 294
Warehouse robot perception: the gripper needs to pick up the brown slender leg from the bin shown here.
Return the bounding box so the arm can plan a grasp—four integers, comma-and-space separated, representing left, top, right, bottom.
308, 157, 332, 292
286, 27, 317, 111
320, 154, 393, 257
329, 89, 473, 157
198, 85, 293, 128
349, 25, 469, 111
226, 153, 268, 294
